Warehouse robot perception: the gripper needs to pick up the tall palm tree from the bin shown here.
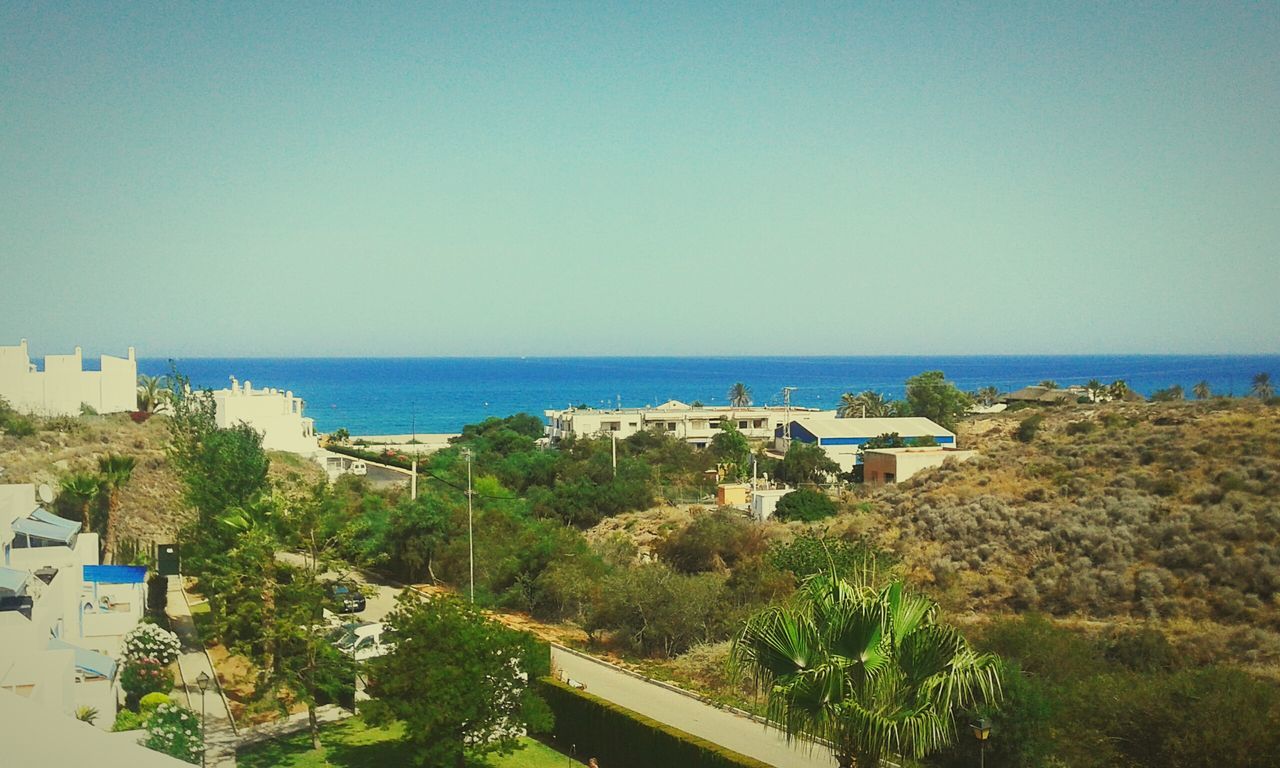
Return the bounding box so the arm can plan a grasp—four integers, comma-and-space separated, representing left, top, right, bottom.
97, 454, 136, 563
1192, 380, 1211, 400
1086, 379, 1104, 402
733, 574, 1002, 768
728, 382, 753, 408
59, 472, 100, 532
837, 391, 891, 418
975, 386, 1000, 407
136, 374, 171, 413
1253, 372, 1274, 400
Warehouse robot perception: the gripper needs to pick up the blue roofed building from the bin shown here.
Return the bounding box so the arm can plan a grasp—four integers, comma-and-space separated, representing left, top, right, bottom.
777, 415, 957, 473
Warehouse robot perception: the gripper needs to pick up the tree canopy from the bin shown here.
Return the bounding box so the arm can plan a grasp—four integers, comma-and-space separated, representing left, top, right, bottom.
905, 371, 971, 431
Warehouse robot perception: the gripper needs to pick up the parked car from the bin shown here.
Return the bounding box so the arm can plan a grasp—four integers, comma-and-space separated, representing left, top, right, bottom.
325, 581, 366, 614
331, 621, 392, 661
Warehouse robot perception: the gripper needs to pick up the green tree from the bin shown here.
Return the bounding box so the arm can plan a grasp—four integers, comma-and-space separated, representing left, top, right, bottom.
1151, 385, 1185, 402
773, 488, 837, 522
1038, 380, 1059, 389
1108, 380, 1130, 400
732, 575, 1002, 768
1085, 379, 1104, 402
1192, 380, 1211, 400
774, 441, 840, 486
97, 453, 136, 562
838, 391, 892, 418
975, 386, 1001, 407
727, 382, 753, 408
1253, 372, 1273, 400
363, 593, 552, 767
905, 371, 971, 431
709, 422, 751, 480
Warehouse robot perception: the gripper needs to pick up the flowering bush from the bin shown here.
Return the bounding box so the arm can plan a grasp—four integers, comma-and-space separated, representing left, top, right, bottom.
143, 702, 203, 765
123, 623, 182, 665
122, 657, 173, 702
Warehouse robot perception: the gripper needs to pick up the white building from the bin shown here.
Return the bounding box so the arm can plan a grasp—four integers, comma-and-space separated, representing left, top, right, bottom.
545, 400, 820, 448
750, 488, 791, 522
0, 339, 137, 416
213, 377, 320, 455
1, 688, 189, 767
778, 415, 957, 473
0, 484, 146, 729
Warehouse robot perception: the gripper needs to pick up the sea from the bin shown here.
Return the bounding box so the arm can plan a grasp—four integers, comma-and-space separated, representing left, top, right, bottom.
134, 356, 1280, 436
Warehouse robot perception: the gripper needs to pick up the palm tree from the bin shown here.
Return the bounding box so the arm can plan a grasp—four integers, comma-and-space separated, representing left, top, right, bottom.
1109, 380, 1130, 400
1253, 372, 1273, 400
975, 386, 1000, 407
97, 454, 136, 563
728, 382, 753, 408
136, 374, 171, 413
1038, 380, 1059, 389
732, 574, 1002, 768
837, 391, 891, 418
1086, 379, 1104, 402
59, 472, 100, 532
1193, 380, 1211, 400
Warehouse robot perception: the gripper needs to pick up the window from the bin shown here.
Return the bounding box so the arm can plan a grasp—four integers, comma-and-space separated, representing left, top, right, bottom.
738, 420, 748, 429
666, 422, 677, 431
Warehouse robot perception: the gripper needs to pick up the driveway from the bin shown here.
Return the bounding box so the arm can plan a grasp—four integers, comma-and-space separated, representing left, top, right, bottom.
273, 551, 402, 622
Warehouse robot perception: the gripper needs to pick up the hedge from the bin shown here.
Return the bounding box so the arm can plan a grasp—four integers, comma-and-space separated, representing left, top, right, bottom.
536, 676, 773, 768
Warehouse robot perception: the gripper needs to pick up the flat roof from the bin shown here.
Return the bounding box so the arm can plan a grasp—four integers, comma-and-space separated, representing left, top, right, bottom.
788, 416, 952, 439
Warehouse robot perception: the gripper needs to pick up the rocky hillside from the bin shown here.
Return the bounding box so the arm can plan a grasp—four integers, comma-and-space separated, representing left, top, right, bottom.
0, 413, 324, 550
862, 399, 1280, 668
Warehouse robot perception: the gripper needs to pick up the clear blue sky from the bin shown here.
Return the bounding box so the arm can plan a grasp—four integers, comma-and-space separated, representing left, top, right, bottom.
2, 2, 1277, 357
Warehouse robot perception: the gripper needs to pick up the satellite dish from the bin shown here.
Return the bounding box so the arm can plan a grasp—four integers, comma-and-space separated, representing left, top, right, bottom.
37, 484, 54, 504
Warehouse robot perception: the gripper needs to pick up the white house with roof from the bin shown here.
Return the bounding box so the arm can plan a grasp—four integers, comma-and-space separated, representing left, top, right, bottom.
213, 377, 320, 455
0, 339, 137, 416
546, 400, 820, 448
777, 415, 957, 473
0, 483, 146, 729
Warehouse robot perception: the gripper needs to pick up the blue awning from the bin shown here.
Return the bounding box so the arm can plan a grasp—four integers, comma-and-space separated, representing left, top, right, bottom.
83, 565, 147, 584
0, 567, 27, 595
48, 638, 118, 681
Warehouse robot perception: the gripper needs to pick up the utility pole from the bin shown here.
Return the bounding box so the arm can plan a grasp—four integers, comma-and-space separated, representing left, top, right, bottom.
410, 414, 418, 500
462, 447, 474, 603
782, 387, 796, 441
611, 432, 617, 477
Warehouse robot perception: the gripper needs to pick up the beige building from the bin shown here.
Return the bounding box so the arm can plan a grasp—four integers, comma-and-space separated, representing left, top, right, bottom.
862, 447, 977, 485
213, 377, 320, 455
545, 400, 818, 447
0, 340, 137, 416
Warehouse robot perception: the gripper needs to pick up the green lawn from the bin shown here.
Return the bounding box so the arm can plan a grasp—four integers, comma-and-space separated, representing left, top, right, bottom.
237, 716, 573, 768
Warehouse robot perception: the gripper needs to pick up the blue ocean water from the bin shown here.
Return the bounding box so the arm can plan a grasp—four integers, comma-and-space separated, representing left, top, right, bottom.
136, 356, 1280, 436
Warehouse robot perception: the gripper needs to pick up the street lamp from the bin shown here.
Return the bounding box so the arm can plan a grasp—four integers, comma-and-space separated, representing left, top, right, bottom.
196, 670, 212, 768
970, 717, 992, 768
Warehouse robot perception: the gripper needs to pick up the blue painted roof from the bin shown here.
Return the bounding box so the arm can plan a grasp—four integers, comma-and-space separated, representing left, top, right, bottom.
48, 638, 118, 680
82, 565, 147, 584
0, 567, 28, 594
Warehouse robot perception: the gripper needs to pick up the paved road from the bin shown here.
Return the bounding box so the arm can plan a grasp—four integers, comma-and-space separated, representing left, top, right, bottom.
553, 648, 836, 768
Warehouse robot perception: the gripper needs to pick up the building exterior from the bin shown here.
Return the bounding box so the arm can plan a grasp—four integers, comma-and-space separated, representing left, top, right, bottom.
750, 488, 791, 522
545, 400, 820, 448
1, 688, 189, 767
0, 339, 137, 416
716, 483, 750, 508
1002, 385, 1084, 405
213, 377, 320, 455
778, 415, 956, 473
0, 484, 145, 729
862, 447, 977, 485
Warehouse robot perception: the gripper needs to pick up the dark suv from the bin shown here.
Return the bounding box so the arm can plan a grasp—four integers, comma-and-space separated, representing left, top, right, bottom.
325, 582, 366, 614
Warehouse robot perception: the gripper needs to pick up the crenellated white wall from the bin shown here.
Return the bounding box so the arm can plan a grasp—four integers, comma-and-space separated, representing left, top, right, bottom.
0, 339, 137, 416
213, 377, 320, 455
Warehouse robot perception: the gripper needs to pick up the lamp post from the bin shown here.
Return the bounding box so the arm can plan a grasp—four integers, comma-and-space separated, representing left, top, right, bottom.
196, 670, 211, 768
970, 717, 992, 768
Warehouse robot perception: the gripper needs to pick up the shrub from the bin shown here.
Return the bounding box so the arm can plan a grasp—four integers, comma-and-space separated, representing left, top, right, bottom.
1065, 420, 1096, 436
1015, 414, 1044, 442
140, 692, 173, 713
537, 677, 772, 768
773, 488, 837, 522
658, 509, 765, 573
143, 702, 203, 765
122, 657, 174, 706
112, 708, 148, 732
123, 623, 182, 665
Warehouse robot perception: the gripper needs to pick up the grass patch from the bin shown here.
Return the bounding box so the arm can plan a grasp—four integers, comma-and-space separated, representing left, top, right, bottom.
237, 716, 570, 768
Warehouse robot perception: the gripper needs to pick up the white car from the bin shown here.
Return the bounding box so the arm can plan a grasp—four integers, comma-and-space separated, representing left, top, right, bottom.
331, 621, 392, 661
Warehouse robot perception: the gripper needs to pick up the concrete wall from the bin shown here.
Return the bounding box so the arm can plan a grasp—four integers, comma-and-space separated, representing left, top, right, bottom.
0, 340, 137, 416
864, 449, 977, 485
